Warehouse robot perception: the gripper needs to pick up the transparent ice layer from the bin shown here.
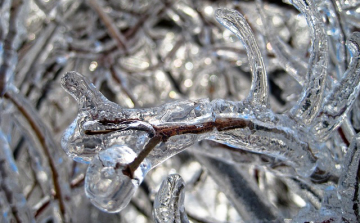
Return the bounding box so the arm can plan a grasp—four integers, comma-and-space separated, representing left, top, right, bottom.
61, 71, 318, 176
289, 0, 328, 126
85, 145, 150, 213
3, 0, 360, 221
58, 2, 360, 219
313, 32, 360, 140
61, 68, 323, 213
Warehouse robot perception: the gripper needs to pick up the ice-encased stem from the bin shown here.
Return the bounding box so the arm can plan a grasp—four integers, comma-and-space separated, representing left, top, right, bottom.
290, 0, 328, 125
153, 174, 189, 223
0, 190, 16, 222
337, 134, 360, 222
215, 9, 269, 107
85, 145, 150, 213
61, 72, 317, 177
313, 32, 360, 140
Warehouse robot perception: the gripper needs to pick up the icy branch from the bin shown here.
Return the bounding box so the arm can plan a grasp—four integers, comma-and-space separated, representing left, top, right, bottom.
290, 0, 329, 125
215, 9, 269, 107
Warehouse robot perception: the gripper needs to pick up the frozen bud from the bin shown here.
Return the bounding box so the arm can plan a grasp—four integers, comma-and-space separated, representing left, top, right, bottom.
61, 71, 110, 110
85, 145, 151, 213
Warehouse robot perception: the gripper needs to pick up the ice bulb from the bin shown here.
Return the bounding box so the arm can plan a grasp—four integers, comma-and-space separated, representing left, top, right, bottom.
85, 145, 150, 213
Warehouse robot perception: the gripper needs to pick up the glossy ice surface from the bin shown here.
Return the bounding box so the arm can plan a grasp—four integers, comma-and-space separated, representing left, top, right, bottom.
85, 145, 150, 213
60, 3, 360, 220
2, 0, 360, 222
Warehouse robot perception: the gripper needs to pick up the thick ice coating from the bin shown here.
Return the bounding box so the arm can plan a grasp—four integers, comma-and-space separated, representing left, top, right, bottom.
61, 71, 319, 178
85, 145, 150, 213
59, 6, 360, 214
215, 8, 269, 107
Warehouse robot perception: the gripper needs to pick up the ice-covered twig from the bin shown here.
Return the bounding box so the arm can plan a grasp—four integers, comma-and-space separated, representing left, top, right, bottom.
153, 174, 189, 223
12, 116, 52, 197
0, 190, 16, 222
17, 23, 57, 88
290, 0, 329, 125
61, 71, 320, 213
313, 32, 360, 140
109, 66, 139, 107
61, 71, 317, 177
215, 9, 269, 107
85, 145, 151, 213
341, 117, 355, 144
337, 134, 360, 222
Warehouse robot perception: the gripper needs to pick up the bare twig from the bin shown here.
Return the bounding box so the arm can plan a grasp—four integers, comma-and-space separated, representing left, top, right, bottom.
33, 196, 51, 218
70, 173, 84, 188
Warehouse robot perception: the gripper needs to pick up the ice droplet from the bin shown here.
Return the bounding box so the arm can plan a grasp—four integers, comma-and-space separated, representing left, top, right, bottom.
85, 145, 151, 213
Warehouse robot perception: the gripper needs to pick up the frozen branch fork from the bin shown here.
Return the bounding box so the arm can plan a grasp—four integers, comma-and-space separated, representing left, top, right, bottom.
60, 6, 360, 215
